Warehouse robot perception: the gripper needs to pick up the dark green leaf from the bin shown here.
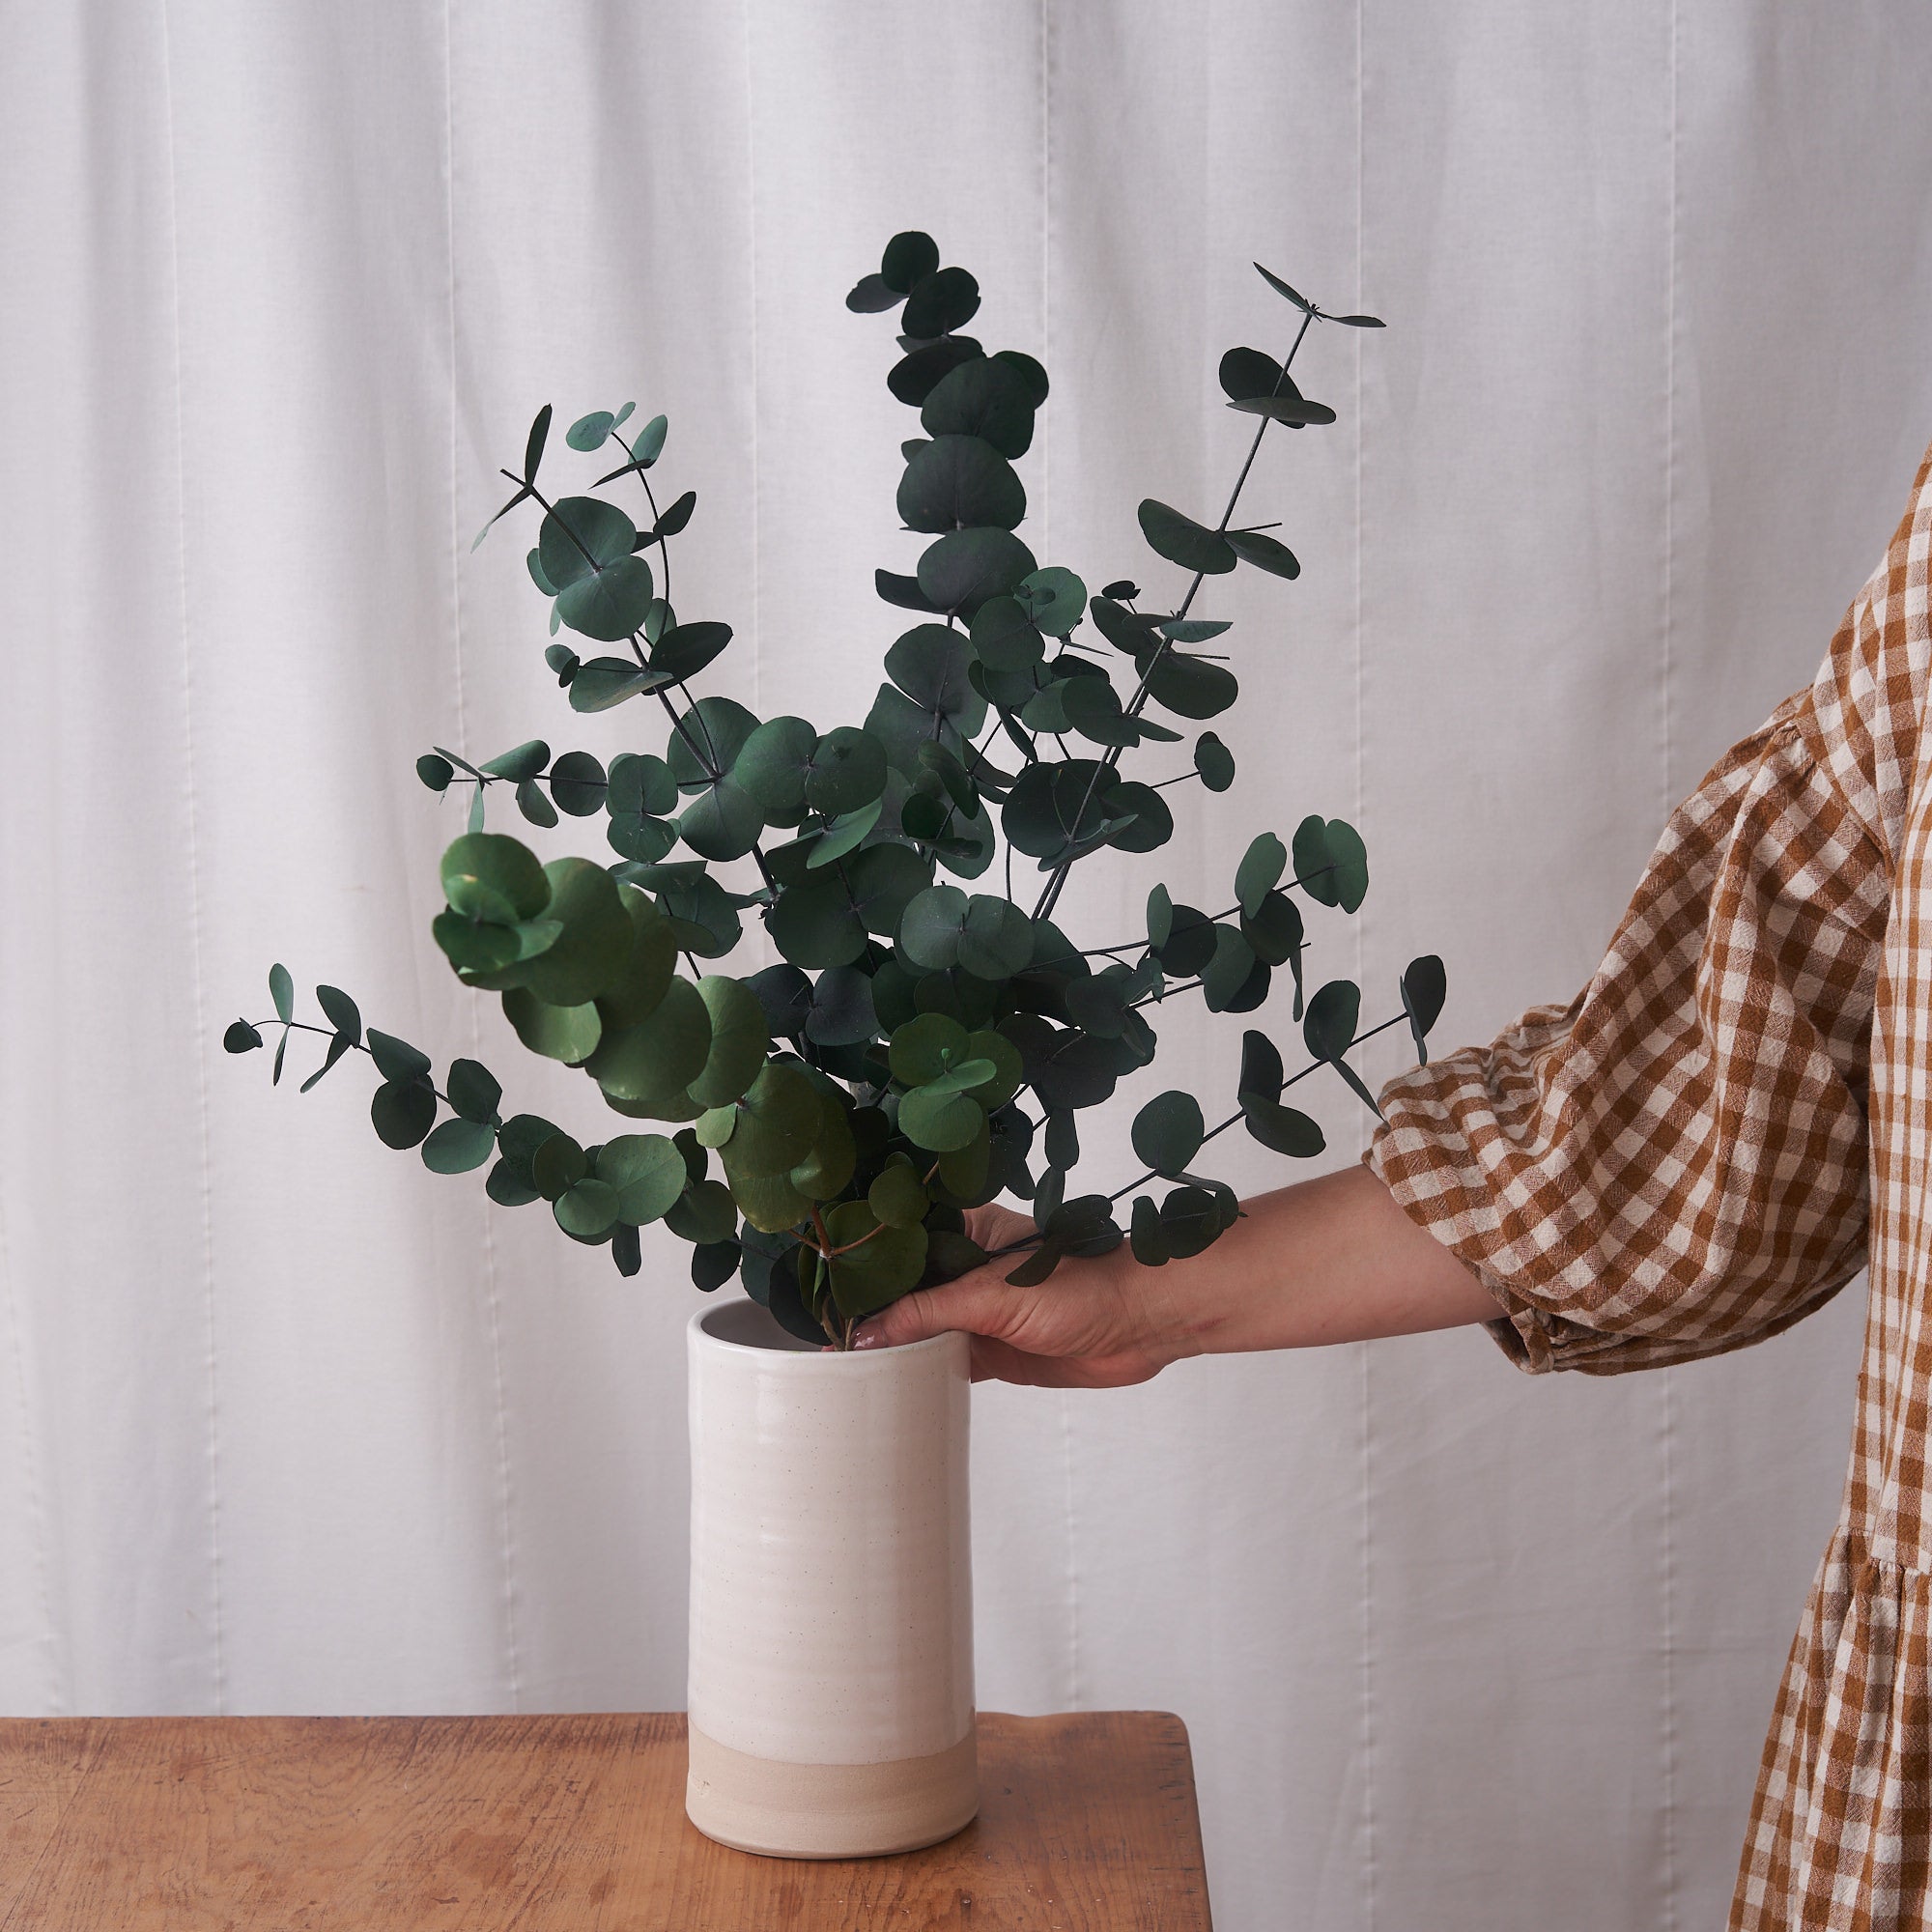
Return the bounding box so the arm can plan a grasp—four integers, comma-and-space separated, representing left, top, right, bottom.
1239, 1030, 1285, 1104
608, 753, 678, 817
1139, 500, 1236, 576
532, 1132, 588, 1200
1145, 650, 1237, 720
441, 832, 551, 923
1331, 312, 1386, 328
421, 1116, 497, 1174
567, 657, 668, 713
867, 1157, 928, 1229
1303, 979, 1361, 1063
502, 986, 602, 1065
516, 778, 559, 828
901, 266, 980, 338
1402, 953, 1447, 1065
270, 963, 294, 1023
920, 355, 1037, 459
611, 1223, 642, 1274
567, 410, 614, 451
897, 435, 1025, 533
1132, 1090, 1206, 1177
1160, 1184, 1222, 1259
1004, 1242, 1061, 1287
969, 594, 1045, 673
315, 985, 361, 1045
887, 338, 984, 408
596, 1133, 687, 1225
733, 714, 816, 813
445, 1057, 501, 1122
666, 696, 761, 791
1195, 732, 1235, 792
876, 566, 946, 612
366, 1030, 431, 1084
371, 1078, 437, 1150
1129, 1194, 1169, 1265
1253, 263, 1314, 312
678, 778, 766, 862
647, 489, 697, 541
223, 1019, 263, 1053
1236, 832, 1287, 916
298, 1032, 354, 1093
692, 1240, 741, 1293
1226, 529, 1301, 578
1242, 1097, 1325, 1157
416, 753, 454, 792
881, 230, 941, 294
769, 873, 867, 970
806, 725, 889, 816
554, 1178, 620, 1241
1218, 346, 1285, 401
688, 976, 769, 1108
651, 620, 731, 682
917, 527, 1037, 616
548, 750, 607, 816
524, 404, 553, 479
847, 271, 903, 313
805, 963, 877, 1046
1201, 927, 1258, 1011
486, 1158, 541, 1208
1227, 394, 1335, 427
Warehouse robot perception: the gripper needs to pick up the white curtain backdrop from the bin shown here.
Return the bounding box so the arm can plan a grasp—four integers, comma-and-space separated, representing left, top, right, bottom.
4, 4, 1930, 1926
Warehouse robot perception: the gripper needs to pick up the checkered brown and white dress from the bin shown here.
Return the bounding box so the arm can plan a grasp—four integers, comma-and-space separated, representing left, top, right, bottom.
1368, 440, 1932, 1928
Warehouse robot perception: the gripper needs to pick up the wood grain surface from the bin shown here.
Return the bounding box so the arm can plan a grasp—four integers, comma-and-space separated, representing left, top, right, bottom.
0, 1710, 1210, 1929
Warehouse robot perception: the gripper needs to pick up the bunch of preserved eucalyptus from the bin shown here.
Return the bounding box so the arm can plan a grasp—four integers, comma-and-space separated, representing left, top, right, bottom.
228, 231, 1445, 1347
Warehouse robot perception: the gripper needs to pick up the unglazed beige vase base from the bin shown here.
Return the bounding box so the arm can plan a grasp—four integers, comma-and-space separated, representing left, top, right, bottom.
684, 1723, 979, 1859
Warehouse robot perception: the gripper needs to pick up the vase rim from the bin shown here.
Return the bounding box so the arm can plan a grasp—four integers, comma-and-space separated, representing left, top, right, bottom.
689, 1297, 964, 1366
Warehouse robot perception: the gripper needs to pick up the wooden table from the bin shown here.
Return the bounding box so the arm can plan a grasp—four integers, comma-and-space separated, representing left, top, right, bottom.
0, 1710, 1210, 1929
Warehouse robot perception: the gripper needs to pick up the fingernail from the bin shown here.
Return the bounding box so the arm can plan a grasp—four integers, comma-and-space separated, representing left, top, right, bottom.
851, 1324, 881, 1350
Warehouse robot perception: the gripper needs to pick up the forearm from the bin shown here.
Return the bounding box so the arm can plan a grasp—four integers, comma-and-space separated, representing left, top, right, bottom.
1136, 1165, 1498, 1358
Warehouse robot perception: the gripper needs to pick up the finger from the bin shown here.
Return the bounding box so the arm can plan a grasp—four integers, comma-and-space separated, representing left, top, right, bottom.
852, 1267, 1032, 1350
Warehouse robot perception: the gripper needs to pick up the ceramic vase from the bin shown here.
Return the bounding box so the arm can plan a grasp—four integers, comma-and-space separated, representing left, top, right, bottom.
684, 1298, 978, 1858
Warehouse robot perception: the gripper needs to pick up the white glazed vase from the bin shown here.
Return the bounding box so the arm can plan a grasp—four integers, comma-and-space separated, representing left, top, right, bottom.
684, 1299, 978, 1858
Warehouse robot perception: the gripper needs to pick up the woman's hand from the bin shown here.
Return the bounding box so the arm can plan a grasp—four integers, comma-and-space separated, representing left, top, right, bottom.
852, 1203, 1201, 1387
850, 1169, 1497, 1387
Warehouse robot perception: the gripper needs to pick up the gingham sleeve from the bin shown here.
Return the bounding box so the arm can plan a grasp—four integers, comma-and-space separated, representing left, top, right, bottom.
1367, 441, 1932, 1375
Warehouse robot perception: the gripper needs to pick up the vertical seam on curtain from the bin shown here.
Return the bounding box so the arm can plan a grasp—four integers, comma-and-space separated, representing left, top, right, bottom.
0, 1166, 57, 1711
157, 0, 226, 1717
1356, 1, 1377, 1922
441, 0, 523, 1709
1660, 0, 1682, 1920
743, 0, 761, 723
1040, 0, 1079, 1714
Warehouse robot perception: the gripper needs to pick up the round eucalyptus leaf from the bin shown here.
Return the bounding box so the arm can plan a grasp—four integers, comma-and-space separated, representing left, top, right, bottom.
1147, 651, 1238, 721
917, 528, 1037, 616
1195, 732, 1236, 792
666, 696, 761, 792
881, 230, 940, 294
727, 1061, 821, 1178
1242, 889, 1305, 968
1059, 673, 1125, 746
547, 750, 607, 816
1236, 832, 1288, 916
897, 435, 1026, 534
433, 907, 520, 977
650, 490, 696, 540
633, 413, 668, 466
1201, 926, 1258, 1011
1226, 528, 1301, 579
1131, 1091, 1205, 1177
688, 977, 770, 1108
888, 338, 984, 409
496, 1113, 563, 1183
595, 1133, 687, 1225
416, 753, 454, 792
441, 833, 550, 923
846, 271, 902, 313
787, 1094, 857, 1203
650, 620, 731, 682
223, 1020, 263, 1054
867, 1157, 929, 1229
888, 1010, 970, 1086
315, 984, 361, 1044
733, 715, 817, 813
805, 963, 877, 1046
899, 883, 971, 969
532, 1132, 588, 1200
901, 265, 980, 338
567, 657, 663, 713
678, 778, 766, 861
1303, 979, 1362, 1063
729, 1167, 813, 1236
1016, 567, 1088, 637
769, 873, 867, 969
1228, 394, 1335, 427
516, 778, 558, 828
825, 1206, 929, 1321
555, 554, 656, 642
421, 1116, 497, 1175
1147, 882, 1174, 950
968, 595, 1044, 673
445, 1057, 501, 1123
508, 858, 632, 1007
1154, 904, 1216, 978
485, 1158, 541, 1208
958, 896, 1034, 980
567, 410, 614, 451
805, 799, 884, 869
1160, 1184, 1222, 1259
667, 1179, 736, 1247
502, 986, 602, 1065
692, 1240, 743, 1292
1218, 346, 1285, 401
608, 752, 677, 817
483, 739, 551, 782
806, 726, 889, 816
847, 841, 932, 937
538, 497, 638, 588
554, 1178, 620, 1241
1403, 952, 1448, 1062
1130, 1194, 1170, 1266
596, 886, 677, 1027
370, 1079, 437, 1151
1001, 758, 1112, 859
886, 624, 978, 719
1138, 499, 1236, 575
919, 355, 1037, 459
1243, 1097, 1325, 1158
586, 975, 712, 1108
